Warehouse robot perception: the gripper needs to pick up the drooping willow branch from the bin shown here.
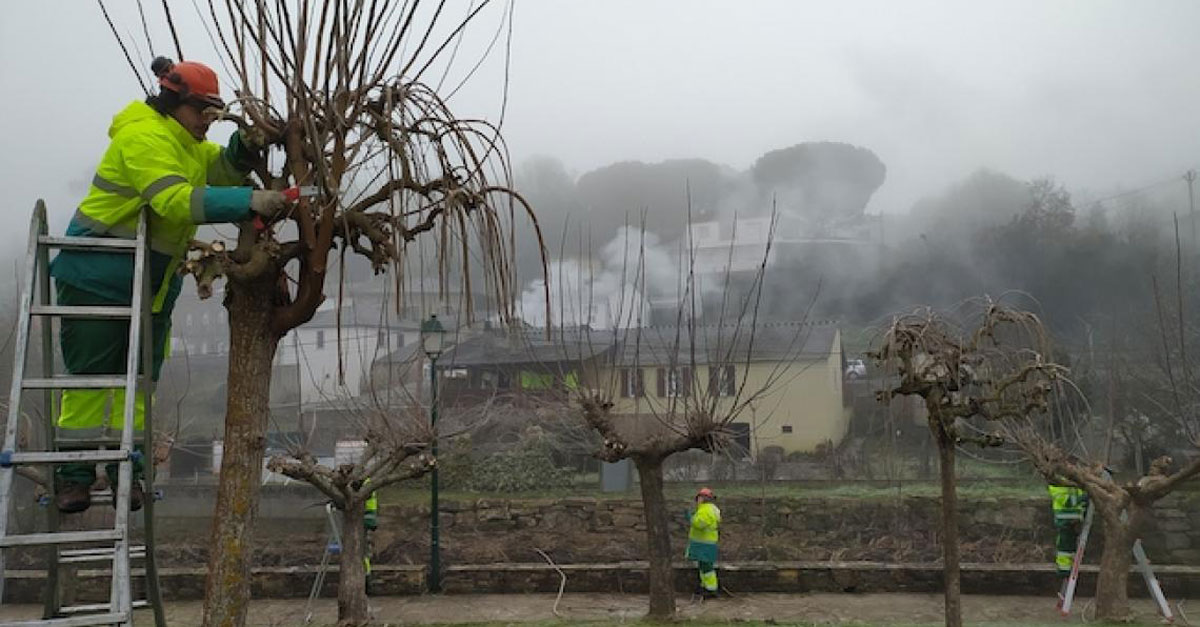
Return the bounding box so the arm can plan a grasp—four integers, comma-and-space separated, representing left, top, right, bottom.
177, 1, 547, 336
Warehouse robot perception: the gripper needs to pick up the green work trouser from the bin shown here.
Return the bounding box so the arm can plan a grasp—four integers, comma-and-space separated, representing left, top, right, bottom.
54, 282, 170, 486
1054, 519, 1081, 575
697, 561, 717, 592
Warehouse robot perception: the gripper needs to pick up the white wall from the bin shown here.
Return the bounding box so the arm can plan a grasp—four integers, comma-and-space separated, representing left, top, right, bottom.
276, 325, 404, 404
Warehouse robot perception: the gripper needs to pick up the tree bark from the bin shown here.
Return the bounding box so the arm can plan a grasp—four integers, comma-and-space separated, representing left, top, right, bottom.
1094, 501, 1133, 622
933, 423, 962, 627
338, 501, 369, 627
634, 455, 676, 620
202, 281, 280, 627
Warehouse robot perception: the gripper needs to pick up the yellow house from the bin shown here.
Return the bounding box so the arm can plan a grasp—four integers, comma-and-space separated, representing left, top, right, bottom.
591, 323, 851, 456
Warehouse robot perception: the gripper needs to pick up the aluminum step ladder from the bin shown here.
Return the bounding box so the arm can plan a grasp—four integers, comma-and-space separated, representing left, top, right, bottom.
0, 201, 165, 626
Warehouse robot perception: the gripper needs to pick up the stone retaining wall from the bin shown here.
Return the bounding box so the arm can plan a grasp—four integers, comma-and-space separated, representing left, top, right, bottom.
6, 562, 1199, 604
368, 489, 1200, 565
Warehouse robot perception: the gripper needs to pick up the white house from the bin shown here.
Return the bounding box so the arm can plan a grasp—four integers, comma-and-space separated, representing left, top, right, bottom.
274, 298, 412, 404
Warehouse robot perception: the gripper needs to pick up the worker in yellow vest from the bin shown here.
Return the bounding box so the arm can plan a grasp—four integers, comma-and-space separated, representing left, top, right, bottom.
364, 482, 379, 593
1048, 483, 1088, 586
49, 56, 292, 513
685, 486, 721, 599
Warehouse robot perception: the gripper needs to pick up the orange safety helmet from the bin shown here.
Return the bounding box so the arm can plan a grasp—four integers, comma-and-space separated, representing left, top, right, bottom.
696, 487, 715, 500
151, 57, 225, 109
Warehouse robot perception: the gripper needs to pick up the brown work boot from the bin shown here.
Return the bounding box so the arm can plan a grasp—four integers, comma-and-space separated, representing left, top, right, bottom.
112, 482, 145, 512
55, 482, 92, 514
129, 482, 144, 512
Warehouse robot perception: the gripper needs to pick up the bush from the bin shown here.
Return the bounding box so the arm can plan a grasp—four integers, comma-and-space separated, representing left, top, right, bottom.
465, 434, 573, 492
755, 446, 786, 480
436, 437, 476, 490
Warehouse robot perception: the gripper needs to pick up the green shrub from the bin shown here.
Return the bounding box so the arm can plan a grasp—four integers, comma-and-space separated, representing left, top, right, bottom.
466, 436, 573, 492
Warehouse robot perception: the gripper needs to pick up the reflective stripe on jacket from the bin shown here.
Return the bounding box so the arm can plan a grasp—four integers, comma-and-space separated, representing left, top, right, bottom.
49, 100, 254, 313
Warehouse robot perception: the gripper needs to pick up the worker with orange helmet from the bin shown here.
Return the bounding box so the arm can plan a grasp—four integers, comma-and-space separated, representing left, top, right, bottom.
686, 486, 722, 599
48, 56, 292, 513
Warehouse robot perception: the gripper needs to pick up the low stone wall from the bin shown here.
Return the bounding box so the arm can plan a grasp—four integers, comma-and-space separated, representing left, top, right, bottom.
15, 483, 1197, 571
367, 488, 1200, 566
6, 562, 1200, 603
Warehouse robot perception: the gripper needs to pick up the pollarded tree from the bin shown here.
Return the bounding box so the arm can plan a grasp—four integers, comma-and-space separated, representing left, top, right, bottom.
1000, 264, 1200, 622
122, 3, 545, 625
565, 219, 817, 619
266, 400, 435, 627
871, 300, 1067, 627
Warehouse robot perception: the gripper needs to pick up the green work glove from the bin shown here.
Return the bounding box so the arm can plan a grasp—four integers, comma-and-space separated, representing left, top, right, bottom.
238, 127, 269, 152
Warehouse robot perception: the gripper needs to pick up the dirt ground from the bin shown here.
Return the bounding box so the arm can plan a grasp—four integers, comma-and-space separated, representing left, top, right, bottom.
0, 593, 1186, 626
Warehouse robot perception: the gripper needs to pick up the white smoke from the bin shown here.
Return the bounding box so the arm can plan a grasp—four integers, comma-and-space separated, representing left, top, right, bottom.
520, 227, 694, 329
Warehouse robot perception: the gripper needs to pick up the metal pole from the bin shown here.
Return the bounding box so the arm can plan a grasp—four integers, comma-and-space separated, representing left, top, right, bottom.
429, 355, 440, 593
1186, 170, 1196, 252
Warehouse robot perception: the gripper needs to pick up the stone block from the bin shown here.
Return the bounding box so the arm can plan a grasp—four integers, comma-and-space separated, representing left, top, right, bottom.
1159, 519, 1193, 533
478, 508, 510, 522
1165, 533, 1192, 551
612, 514, 642, 528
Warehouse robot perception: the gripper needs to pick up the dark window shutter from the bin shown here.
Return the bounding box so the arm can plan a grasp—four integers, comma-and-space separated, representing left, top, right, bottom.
681, 367, 692, 396
636, 369, 645, 396
656, 368, 666, 397
708, 366, 719, 396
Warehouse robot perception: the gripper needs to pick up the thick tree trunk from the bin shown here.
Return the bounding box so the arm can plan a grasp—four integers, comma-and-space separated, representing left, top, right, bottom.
1094, 502, 1133, 622
337, 501, 369, 626
933, 424, 962, 627
634, 455, 676, 620
202, 282, 280, 627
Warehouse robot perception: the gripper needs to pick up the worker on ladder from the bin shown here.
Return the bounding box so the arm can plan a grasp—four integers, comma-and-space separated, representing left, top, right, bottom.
48, 56, 292, 513
1047, 482, 1088, 595
362, 480, 379, 594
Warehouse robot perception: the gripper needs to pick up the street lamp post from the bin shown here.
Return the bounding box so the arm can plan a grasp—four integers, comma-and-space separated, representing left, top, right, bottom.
420, 313, 446, 593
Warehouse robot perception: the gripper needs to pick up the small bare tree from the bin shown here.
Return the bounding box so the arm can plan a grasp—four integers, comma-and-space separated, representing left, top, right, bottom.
871, 300, 1066, 627
266, 400, 434, 626
562, 220, 816, 619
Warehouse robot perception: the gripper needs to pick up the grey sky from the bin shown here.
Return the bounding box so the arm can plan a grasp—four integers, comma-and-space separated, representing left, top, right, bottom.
3, 0, 1198, 244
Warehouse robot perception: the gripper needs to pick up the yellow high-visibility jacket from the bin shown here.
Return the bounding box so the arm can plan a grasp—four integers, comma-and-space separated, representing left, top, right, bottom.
50, 99, 255, 314
1048, 484, 1088, 522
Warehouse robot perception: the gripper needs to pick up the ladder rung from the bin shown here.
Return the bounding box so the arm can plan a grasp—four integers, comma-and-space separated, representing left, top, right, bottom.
38, 235, 138, 252
23, 376, 130, 390
59, 600, 149, 615
60, 545, 145, 558
3, 450, 129, 465
31, 305, 133, 319
0, 528, 122, 548
54, 438, 126, 449
0, 612, 128, 626
59, 546, 146, 564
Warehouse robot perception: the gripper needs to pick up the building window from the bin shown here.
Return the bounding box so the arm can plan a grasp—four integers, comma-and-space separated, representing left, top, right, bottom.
709, 364, 736, 397
378, 330, 387, 345
781, 425, 793, 434
316, 330, 325, 349
620, 368, 644, 398
656, 367, 691, 397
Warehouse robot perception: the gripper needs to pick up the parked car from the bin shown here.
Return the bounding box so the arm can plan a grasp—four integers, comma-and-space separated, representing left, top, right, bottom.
845, 358, 867, 379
